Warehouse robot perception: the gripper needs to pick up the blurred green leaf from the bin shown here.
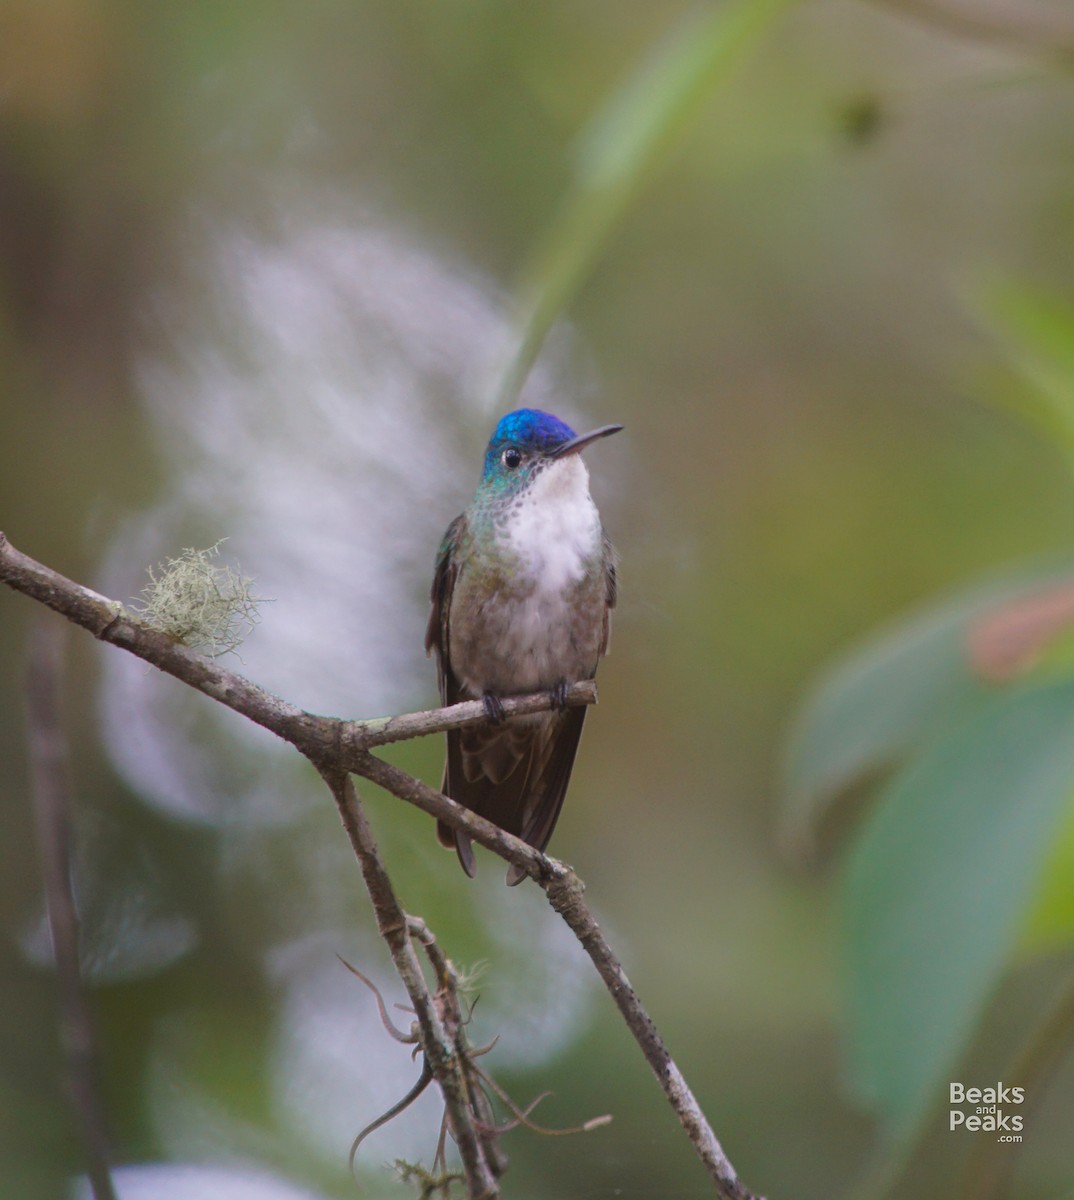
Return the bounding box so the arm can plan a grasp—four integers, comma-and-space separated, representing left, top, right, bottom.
843, 678, 1074, 1144
780, 560, 1074, 851
1020, 795, 1074, 954
975, 280, 1074, 466
497, 0, 794, 406
1024, 614, 1074, 683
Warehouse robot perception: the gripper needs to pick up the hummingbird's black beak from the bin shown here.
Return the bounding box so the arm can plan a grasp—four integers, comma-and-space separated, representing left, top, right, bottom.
548, 423, 623, 459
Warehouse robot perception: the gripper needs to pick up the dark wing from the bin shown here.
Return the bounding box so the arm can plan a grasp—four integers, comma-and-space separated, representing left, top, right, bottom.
426, 515, 482, 875
599, 531, 617, 657
425, 514, 465, 704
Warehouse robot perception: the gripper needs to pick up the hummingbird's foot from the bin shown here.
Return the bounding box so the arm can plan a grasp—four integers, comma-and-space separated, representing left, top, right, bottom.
550, 678, 570, 711
482, 691, 507, 725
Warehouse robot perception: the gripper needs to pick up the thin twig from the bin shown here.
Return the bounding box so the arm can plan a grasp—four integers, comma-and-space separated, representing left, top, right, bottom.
25, 621, 117, 1200
0, 532, 588, 878
337, 956, 418, 1044
407, 917, 511, 1181
1, 532, 763, 1200
0, 529, 594, 758
350, 1059, 435, 1175
352, 752, 764, 1199
471, 1065, 611, 1137
544, 866, 758, 1198
319, 770, 501, 1200
342, 681, 598, 750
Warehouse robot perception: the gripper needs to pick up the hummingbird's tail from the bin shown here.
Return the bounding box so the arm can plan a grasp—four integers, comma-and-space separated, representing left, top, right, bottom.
437, 706, 586, 885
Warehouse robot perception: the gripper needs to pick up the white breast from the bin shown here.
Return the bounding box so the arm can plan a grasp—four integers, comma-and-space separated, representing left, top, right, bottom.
449, 456, 600, 693
450, 455, 606, 697
501, 455, 602, 591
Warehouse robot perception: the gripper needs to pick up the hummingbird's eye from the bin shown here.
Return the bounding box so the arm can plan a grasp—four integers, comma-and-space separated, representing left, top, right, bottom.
502, 447, 523, 469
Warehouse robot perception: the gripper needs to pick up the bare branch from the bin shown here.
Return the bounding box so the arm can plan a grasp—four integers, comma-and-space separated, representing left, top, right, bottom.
405, 917, 511, 1181
350, 750, 763, 1196
25, 622, 117, 1200
343, 679, 598, 750
0, 531, 589, 882
541, 867, 760, 1199
0, 531, 594, 760
349, 750, 551, 883
320, 770, 502, 1199
2, 531, 764, 1200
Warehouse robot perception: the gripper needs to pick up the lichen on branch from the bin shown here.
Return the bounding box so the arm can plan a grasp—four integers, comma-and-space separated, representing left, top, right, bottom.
133, 540, 266, 657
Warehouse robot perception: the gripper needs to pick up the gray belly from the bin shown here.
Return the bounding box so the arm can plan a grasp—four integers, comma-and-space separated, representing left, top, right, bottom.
450, 575, 605, 698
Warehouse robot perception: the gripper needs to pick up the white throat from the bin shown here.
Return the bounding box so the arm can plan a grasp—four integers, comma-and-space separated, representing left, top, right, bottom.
501, 456, 601, 590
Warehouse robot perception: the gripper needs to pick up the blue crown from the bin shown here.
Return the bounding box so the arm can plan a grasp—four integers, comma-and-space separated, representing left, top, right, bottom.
483, 409, 576, 476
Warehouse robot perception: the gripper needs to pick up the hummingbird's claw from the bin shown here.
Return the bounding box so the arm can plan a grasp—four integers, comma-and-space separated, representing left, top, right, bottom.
482, 691, 506, 725
550, 679, 569, 711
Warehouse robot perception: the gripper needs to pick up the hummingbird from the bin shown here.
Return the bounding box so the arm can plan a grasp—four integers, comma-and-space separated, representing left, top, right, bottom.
426, 408, 621, 884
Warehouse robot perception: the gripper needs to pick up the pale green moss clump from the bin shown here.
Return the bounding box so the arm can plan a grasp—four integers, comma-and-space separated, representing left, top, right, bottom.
393, 1160, 464, 1199
135, 541, 265, 657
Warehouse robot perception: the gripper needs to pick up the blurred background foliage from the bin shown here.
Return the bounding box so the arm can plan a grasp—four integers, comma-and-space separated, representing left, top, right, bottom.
4, 1, 1074, 1198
